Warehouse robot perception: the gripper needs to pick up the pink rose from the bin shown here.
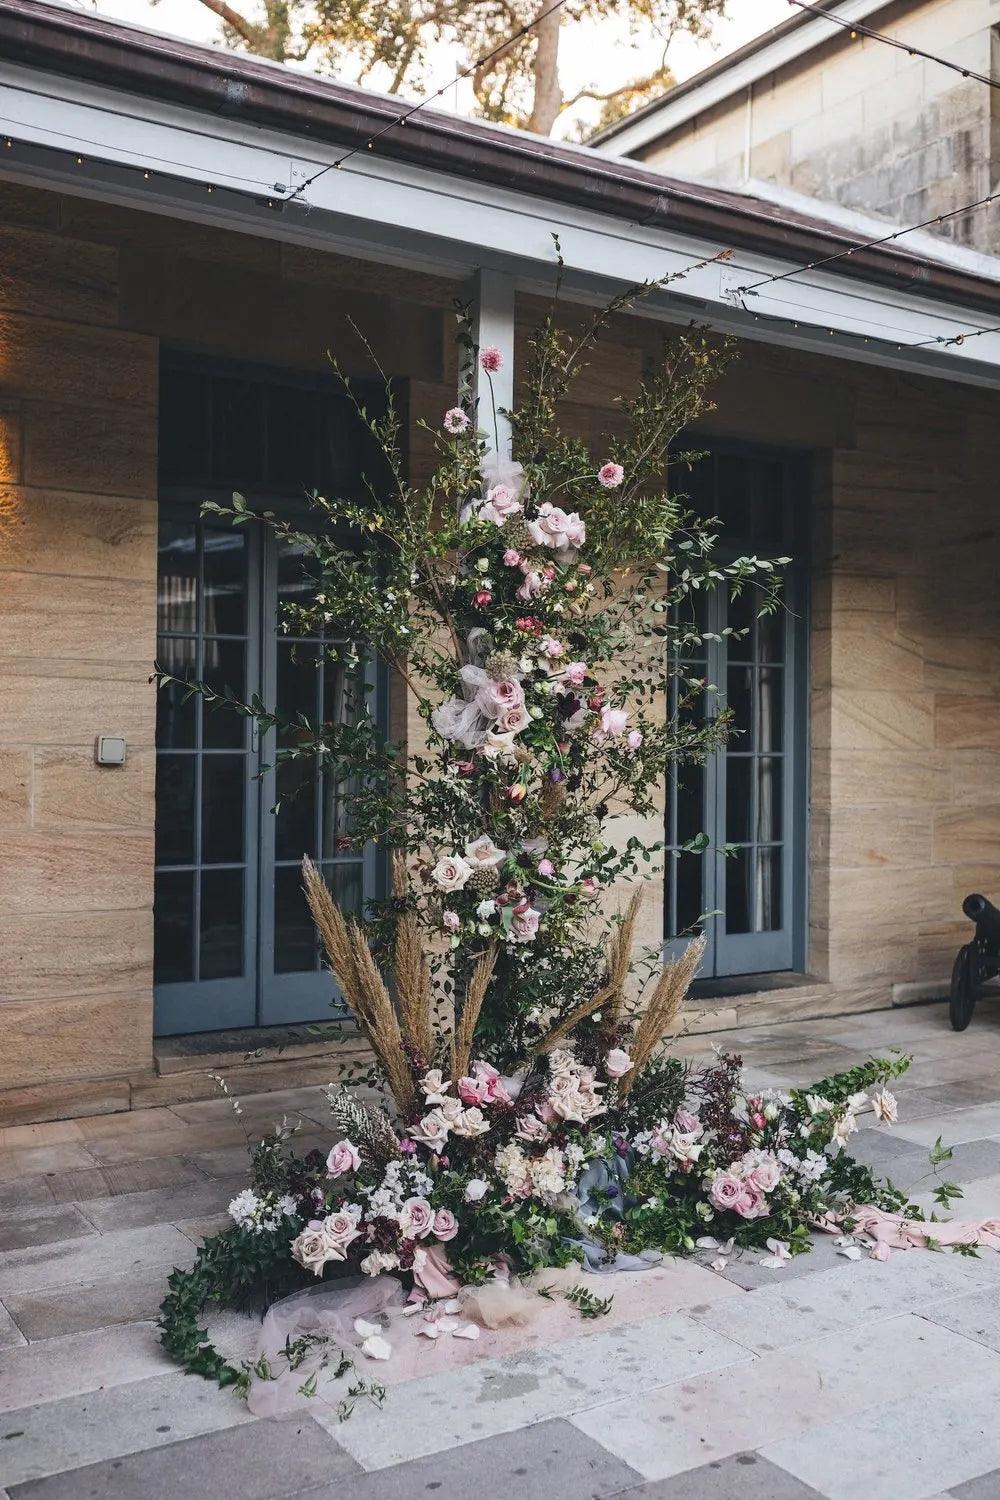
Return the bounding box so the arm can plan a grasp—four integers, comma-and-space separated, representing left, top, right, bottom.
605, 1048, 633, 1079
480, 346, 503, 373
326, 1140, 361, 1178
496, 704, 531, 735
564, 661, 588, 685
626, 730, 643, 750
509, 902, 541, 943
542, 637, 565, 658
531, 503, 585, 552
750, 1159, 782, 1193
323, 1210, 362, 1253
598, 461, 624, 489
481, 484, 521, 524
475, 678, 525, 720
400, 1196, 434, 1239
734, 1181, 766, 1219
443, 407, 470, 434
537, 858, 555, 877
674, 1109, 702, 1137
708, 1172, 744, 1212
433, 1209, 459, 1242
457, 1074, 489, 1105
503, 548, 522, 567
515, 1114, 548, 1142
516, 571, 546, 603
599, 706, 629, 738
442, 910, 460, 933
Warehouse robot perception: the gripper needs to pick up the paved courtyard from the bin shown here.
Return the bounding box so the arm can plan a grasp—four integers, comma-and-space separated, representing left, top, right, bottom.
3, 1000, 1000, 1498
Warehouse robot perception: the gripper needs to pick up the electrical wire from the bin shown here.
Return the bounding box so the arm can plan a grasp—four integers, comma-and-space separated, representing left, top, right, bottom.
280, 0, 569, 203
733, 187, 1000, 296
786, 0, 1000, 92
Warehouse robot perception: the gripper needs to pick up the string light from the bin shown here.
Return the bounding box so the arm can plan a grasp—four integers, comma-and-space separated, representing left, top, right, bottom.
787, 0, 990, 89
732, 187, 1000, 298
278, 0, 569, 203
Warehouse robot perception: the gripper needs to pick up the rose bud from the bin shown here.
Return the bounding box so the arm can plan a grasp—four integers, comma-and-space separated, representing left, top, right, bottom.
578, 563, 592, 575
587, 694, 604, 711
456, 759, 476, 775
473, 590, 493, 608
557, 740, 570, 754
508, 783, 528, 804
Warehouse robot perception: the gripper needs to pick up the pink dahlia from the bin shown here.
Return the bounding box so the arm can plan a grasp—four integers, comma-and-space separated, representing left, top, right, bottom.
479, 346, 503, 374
443, 407, 470, 434
598, 461, 624, 489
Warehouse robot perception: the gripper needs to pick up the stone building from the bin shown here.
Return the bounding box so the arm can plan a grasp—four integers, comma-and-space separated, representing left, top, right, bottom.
595, 0, 1000, 254
1, 0, 1000, 1125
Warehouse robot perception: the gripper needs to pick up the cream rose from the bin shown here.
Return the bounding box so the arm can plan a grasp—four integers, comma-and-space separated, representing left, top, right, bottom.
431, 854, 473, 893
410, 1110, 451, 1149
464, 835, 507, 869
292, 1226, 333, 1277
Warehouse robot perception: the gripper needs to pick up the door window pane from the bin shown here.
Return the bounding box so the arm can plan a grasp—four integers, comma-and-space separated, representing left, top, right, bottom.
274, 864, 318, 974
200, 869, 244, 979
155, 754, 196, 866
726, 667, 753, 741
154, 871, 195, 983
724, 849, 752, 935
755, 758, 783, 844
155, 638, 197, 749
759, 668, 784, 750
675, 765, 704, 847
204, 528, 247, 636
201, 755, 247, 865
674, 851, 703, 936
275, 756, 317, 861
202, 640, 247, 748
754, 848, 782, 932
157, 522, 198, 634
725, 757, 753, 845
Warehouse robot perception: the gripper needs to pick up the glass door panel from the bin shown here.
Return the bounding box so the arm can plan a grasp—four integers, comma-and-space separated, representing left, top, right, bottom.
665, 446, 805, 981
154, 518, 258, 1033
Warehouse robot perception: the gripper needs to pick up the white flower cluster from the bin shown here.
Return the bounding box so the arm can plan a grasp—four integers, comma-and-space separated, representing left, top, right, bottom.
494, 1142, 569, 1205
546, 1048, 605, 1124
227, 1188, 298, 1234
777, 1147, 827, 1183
361, 1157, 433, 1219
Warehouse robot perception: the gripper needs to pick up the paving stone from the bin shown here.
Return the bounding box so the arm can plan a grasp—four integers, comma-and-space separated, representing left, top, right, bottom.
184, 1144, 253, 1179
0, 1307, 25, 1352
84, 1125, 249, 1167
0, 1225, 195, 1297
313, 1313, 750, 1470
0, 1371, 254, 1487
571, 1314, 1000, 1481
19, 1170, 110, 1206
4, 1272, 172, 1341
695, 1230, 853, 1290
174, 1214, 232, 1245
951, 1463, 1000, 1497
0, 1183, 53, 1215
0, 1322, 172, 1414
893, 1079, 1000, 1121
894, 1103, 1000, 1149
100, 1157, 209, 1197
75, 1176, 244, 1233
169, 1087, 330, 1127
295, 1417, 639, 1500
690, 1252, 979, 1353
7, 1412, 358, 1498
0, 1207, 97, 1255
763, 1371, 1000, 1500
0, 1147, 97, 1185
846, 1135, 1000, 1194
921, 1286, 1000, 1353
610, 1453, 827, 1498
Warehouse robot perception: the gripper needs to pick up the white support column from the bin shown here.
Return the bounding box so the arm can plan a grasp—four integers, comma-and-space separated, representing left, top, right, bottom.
469, 267, 516, 461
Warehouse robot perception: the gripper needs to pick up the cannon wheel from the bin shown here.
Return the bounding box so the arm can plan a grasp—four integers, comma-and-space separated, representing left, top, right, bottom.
950, 944, 978, 1031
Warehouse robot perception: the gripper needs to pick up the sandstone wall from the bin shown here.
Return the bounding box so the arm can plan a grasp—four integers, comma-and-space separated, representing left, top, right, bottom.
639, 0, 998, 254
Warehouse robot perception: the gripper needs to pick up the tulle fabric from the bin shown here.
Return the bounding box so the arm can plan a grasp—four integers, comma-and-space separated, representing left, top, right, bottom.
247, 1275, 406, 1417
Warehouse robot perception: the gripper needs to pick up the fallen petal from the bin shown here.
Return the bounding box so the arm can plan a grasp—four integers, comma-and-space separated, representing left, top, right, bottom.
360, 1335, 392, 1361
836, 1244, 862, 1261
718, 1238, 735, 1255
695, 1236, 720, 1250
758, 1256, 787, 1270
353, 1318, 382, 1339
442, 1298, 463, 1314
710, 1258, 729, 1272
451, 1323, 480, 1340
402, 1301, 427, 1316
416, 1325, 441, 1340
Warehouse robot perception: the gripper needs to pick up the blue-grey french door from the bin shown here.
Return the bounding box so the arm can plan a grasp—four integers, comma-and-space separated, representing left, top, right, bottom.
664, 446, 807, 979
153, 354, 387, 1036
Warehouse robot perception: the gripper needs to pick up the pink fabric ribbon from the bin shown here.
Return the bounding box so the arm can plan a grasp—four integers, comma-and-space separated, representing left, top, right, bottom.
815, 1206, 1000, 1260
411, 1243, 462, 1300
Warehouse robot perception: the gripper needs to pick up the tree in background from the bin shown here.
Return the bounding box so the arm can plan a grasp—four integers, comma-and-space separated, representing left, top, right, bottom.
171, 0, 726, 136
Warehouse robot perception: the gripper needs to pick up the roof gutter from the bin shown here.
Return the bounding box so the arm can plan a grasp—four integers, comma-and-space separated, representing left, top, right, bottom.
2, 0, 1000, 317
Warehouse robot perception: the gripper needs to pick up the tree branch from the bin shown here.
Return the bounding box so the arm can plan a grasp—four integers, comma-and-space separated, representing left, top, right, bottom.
194, 0, 260, 46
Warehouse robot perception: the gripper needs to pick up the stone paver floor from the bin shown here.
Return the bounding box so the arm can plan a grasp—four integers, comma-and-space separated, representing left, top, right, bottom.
4, 1000, 1000, 1498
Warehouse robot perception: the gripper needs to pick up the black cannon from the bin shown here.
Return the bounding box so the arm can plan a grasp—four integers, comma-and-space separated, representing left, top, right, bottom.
950, 893, 1000, 1031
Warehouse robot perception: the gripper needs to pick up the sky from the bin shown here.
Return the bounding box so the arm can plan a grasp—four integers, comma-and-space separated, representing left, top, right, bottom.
81, 0, 790, 135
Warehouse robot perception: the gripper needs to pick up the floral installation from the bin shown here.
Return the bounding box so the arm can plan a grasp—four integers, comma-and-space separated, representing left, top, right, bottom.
157, 261, 936, 1399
